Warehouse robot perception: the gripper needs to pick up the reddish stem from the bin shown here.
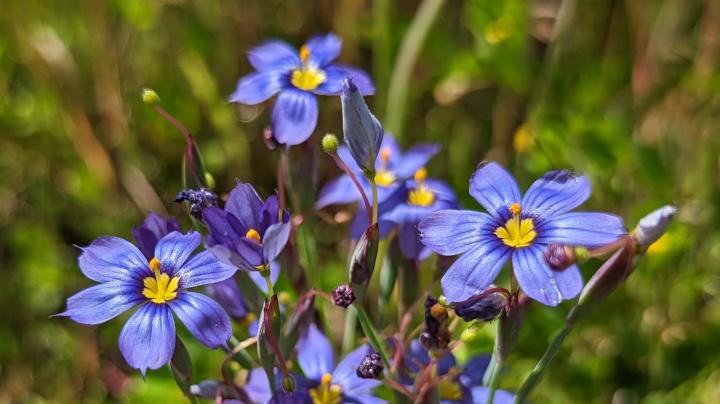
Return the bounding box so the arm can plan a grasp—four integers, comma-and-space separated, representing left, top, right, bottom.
331, 153, 373, 223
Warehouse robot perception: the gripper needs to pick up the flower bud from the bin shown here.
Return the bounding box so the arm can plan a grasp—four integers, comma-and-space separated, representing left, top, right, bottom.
174, 188, 218, 219
349, 223, 379, 297
633, 205, 676, 251
341, 78, 384, 172
453, 290, 507, 322
281, 374, 296, 393
543, 244, 577, 270
141, 88, 160, 105
356, 352, 384, 379
322, 133, 340, 154
332, 284, 355, 308
263, 126, 278, 151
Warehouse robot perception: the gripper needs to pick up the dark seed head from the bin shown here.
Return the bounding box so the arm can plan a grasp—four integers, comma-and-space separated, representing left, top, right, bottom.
332, 284, 356, 308
174, 188, 218, 219
356, 352, 383, 379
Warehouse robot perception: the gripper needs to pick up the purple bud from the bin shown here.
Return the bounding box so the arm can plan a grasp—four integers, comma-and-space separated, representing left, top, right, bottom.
175, 188, 218, 219
356, 352, 384, 379
633, 205, 676, 251
543, 244, 576, 270
454, 290, 507, 322
349, 223, 379, 294
332, 284, 356, 308
341, 78, 384, 172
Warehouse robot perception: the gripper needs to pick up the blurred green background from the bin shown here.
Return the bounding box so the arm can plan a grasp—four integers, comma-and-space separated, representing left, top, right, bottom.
1, 0, 718, 402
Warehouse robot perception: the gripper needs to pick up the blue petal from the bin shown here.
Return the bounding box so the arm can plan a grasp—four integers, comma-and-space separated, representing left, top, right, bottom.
118, 303, 176, 375
169, 292, 232, 348
538, 212, 626, 248
225, 182, 264, 231
513, 245, 582, 306
405, 340, 430, 373
203, 207, 242, 244
436, 352, 457, 376
297, 323, 334, 380
522, 170, 591, 219
332, 344, 382, 396
470, 387, 515, 404
229, 71, 285, 105
419, 210, 496, 256
398, 222, 427, 260
78, 236, 148, 283
176, 250, 237, 288
154, 231, 201, 272
245, 367, 273, 403
205, 277, 248, 319
247, 40, 300, 72
262, 222, 291, 263
316, 175, 363, 209
304, 33, 341, 67
392, 144, 440, 179
460, 355, 491, 387
313, 65, 375, 96
132, 213, 181, 259
469, 162, 522, 220
56, 281, 142, 325
248, 261, 280, 294
336, 144, 363, 174
441, 238, 512, 302
272, 89, 319, 145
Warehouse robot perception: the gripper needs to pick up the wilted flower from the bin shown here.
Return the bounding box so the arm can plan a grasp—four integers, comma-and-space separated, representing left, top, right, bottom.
419, 162, 626, 306
420, 295, 451, 350
57, 231, 236, 374
230, 33, 374, 145
203, 182, 291, 273
341, 79, 383, 171
174, 188, 218, 219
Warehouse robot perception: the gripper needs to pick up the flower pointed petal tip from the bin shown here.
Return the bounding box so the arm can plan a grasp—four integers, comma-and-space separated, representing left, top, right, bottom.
119, 303, 176, 374
341, 80, 383, 171
469, 161, 521, 218
634, 205, 676, 250
522, 169, 591, 218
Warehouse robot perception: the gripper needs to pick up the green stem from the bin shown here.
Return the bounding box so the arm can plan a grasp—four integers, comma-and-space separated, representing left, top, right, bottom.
384, 0, 447, 138
354, 304, 392, 368
370, 177, 379, 224
485, 322, 503, 404
263, 270, 275, 296
513, 323, 575, 403
341, 306, 358, 356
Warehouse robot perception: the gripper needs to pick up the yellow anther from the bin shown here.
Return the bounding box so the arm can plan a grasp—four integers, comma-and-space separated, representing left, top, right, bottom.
374, 169, 396, 187
142, 269, 180, 304
380, 148, 391, 165
291, 65, 327, 91
310, 373, 341, 404
408, 181, 436, 207
321, 373, 332, 385
245, 228, 261, 243
509, 202, 522, 216
495, 215, 537, 248
149, 257, 162, 273
299, 45, 311, 63
414, 167, 428, 183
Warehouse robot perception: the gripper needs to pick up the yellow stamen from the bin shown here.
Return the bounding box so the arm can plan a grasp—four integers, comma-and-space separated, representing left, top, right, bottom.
245, 228, 261, 243
495, 204, 537, 248
374, 170, 396, 187
408, 168, 435, 206
291, 46, 325, 91
380, 148, 391, 164
414, 167, 428, 182
437, 379, 463, 401
299, 45, 311, 63
142, 258, 180, 304
310, 373, 342, 404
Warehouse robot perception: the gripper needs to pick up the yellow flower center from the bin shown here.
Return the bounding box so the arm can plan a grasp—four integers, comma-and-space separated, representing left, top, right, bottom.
374, 147, 396, 187
408, 168, 435, 207
245, 228, 261, 243
142, 258, 180, 304
494, 203, 537, 248
291, 46, 326, 91
437, 378, 464, 401
310, 373, 342, 404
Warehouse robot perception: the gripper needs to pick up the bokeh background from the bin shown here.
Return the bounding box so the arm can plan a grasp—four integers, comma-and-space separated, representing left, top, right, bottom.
1, 0, 719, 402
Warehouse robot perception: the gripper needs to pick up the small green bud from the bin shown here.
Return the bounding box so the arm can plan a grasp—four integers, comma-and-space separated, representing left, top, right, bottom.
321, 133, 340, 154
204, 172, 215, 190
281, 374, 296, 393
142, 88, 160, 105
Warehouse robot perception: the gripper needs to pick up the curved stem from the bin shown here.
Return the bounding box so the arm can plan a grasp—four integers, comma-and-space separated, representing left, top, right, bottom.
263, 271, 275, 297
370, 177, 379, 224
332, 153, 373, 222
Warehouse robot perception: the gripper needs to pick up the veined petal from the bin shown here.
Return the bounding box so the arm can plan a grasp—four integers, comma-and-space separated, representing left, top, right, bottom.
441, 239, 511, 302
170, 292, 231, 348
225, 182, 264, 231
393, 144, 440, 179
247, 40, 300, 72
539, 212, 626, 248
132, 213, 181, 259
333, 344, 382, 396
313, 65, 375, 96
154, 231, 200, 272
262, 222, 291, 263
78, 236, 148, 283
316, 175, 363, 209
469, 162, 522, 220
304, 33, 341, 67
398, 222, 428, 261
248, 261, 280, 294
513, 245, 582, 306
229, 71, 284, 105
56, 282, 142, 325
176, 250, 237, 288
297, 323, 334, 380
522, 170, 591, 219
118, 303, 176, 375
245, 367, 273, 403
419, 210, 496, 256
202, 207, 241, 245
272, 89, 319, 145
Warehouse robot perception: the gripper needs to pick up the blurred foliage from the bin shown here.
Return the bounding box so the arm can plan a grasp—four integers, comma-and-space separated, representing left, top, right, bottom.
0, 0, 719, 402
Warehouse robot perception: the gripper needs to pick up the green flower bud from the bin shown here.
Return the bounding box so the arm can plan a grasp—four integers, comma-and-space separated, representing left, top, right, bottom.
142, 88, 160, 105
322, 133, 340, 154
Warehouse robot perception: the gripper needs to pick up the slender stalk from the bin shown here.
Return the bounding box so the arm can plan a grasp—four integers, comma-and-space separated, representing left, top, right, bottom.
277, 146, 289, 221
485, 323, 503, 404
370, 177, 379, 224
513, 324, 575, 403
263, 271, 275, 296
341, 305, 358, 356
153, 104, 191, 142
332, 153, 372, 222
385, 0, 447, 138
354, 304, 392, 368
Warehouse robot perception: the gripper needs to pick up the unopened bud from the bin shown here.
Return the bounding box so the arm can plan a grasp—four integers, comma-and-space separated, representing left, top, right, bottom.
341, 78, 384, 172
349, 223, 379, 295
544, 244, 577, 270
142, 88, 160, 105
322, 133, 340, 154
356, 352, 384, 379
263, 126, 278, 151
281, 374, 296, 393
332, 283, 356, 308
633, 205, 676, 251
453, 291, 507, 322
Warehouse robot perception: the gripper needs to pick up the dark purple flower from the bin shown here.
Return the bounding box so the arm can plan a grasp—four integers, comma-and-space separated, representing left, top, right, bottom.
132, 213, 181, 259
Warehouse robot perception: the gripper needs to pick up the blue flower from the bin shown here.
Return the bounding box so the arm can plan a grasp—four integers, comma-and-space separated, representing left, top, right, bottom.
57, 231, 237, 374
294, 324, 386, 403
230, 33, 374, 145
244, 368, 313, 404
419, 162, 626, 306
203, 182, 291, 273
132, 212, 181, 259
383, 168, 459, 260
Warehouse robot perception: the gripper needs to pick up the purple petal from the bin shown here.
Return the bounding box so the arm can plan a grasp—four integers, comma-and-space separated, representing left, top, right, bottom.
78, 236, 148, 283
229, 71, 284, 105
419, 210, 496, 256
336, 144, 363, 174
522, 170, 591, 219
176, 250, 237, 288
118, 303, 176, 375
332, 344, 382, 396
247, 40, 300, 72
154, 231, 200, 272
225, 182, 264, 231
169, 292, 232, 348
297, 323, 334, 380
471, 387, 515, 404
469, 162, 522, 219
132, 213, 181, 259
248, 261, 280, 294
203, 207, 241, 244
205, 277, 248, 319
392, 144, 440, 179
313, 65, 375, 96
406, 340, 430, 373
259, 195, 282, 231
398, 222, 427, 260
56, 282, 142, 325
460, 355, 491, 387
539, 212, 626, 248
441, 239, 512, 302
316, 175, 363, 209
262, 222, 291, 263
272, 89, 319, 145
245, 367, 273, 403
513, 246, 582, 306
304, 33, 341, 67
